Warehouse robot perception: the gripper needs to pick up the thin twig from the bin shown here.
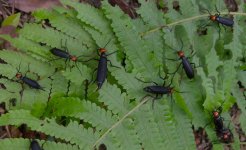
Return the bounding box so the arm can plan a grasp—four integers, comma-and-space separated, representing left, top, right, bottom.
92, 96, 152, 148
5, 125, 11, 138
140, 12, 246, 37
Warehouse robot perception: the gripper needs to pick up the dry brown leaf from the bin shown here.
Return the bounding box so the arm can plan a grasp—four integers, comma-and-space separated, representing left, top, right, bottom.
8, 0, 61, 13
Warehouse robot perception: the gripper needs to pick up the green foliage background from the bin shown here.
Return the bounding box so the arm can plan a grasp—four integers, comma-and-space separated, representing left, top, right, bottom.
0, 0, 245, 149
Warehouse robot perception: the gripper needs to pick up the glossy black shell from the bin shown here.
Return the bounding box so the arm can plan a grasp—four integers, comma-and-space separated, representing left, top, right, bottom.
21, 76, 42, 89
96, 53, 107, 89
181, 57, 194, 79
50, 48, 70, 59
214, 116, 224, 131
216, 16, 234, 27
30, 140, 42, 150
143, 85, 170, 94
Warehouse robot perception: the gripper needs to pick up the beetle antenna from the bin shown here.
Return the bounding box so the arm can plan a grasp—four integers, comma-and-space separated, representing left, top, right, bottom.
75, 62, 83, 76
164, 43, 178, 52
173, 89, 187, 93
103, 38, 112, 48
215, 5, 220, 15
179, 38, 184, 50
203, 8, 212, 16
16, 62, 21, 73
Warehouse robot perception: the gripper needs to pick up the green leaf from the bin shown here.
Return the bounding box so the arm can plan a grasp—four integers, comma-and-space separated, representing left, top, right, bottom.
2, 13, 21, 27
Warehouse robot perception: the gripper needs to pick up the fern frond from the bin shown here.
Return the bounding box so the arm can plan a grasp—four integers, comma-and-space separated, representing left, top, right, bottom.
206, 43, 222, 84
0, 110, 99, 149
75, 100, 117, 131
61, 0, 111, 34
102, 1, 159, 80
33, 9, 96, 51
137, 0, 166, 67
99, 83, 129, 116
19, 23, 88, 56
173, 106, 196, 150
193, 56, 215, 110
232, 83, 246, 133
108, 123, 141, 150
0, 34, 50, 61
111, 69, 145, 100
133, 103, 166, 150
0, 138, 80, 150
0, 50, 54, 77
175, 78, 206, 128
224, 18, 243, 63
152, 100, 182, 150
44, 97, 84, 117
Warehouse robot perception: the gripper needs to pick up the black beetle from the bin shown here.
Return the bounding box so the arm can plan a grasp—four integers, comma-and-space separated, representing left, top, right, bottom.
30, 140, 42, 150
14, 63, 44, 91
166, 39, 195, 79
49, 40, 84, 75
205, 7, 234, 27
93, 39, 119, 89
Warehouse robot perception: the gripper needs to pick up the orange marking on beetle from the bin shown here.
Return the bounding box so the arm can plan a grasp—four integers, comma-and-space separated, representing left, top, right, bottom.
70, 56, 77, 61
15, 73, 22, 79
99, 48, 107, 54
223, 134, 228, 139
213, 111, 219, 118
210, 15, 217, 21
177, 51, 185, 57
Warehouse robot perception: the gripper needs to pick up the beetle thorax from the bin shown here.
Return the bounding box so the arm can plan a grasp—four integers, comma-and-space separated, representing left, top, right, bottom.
210, 15, 217, 21
15, 73, 22, 79
70, 55, 77, 61
223, 133, 229, 139
99, 48, 107, 54
170, 87, 174, 93
177, 51, 184, 57
213, 111, 219, 118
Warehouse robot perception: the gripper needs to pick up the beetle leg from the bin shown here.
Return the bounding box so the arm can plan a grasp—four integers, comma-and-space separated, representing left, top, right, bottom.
48, 57, 63, 62
166, 62, 182, 76
155, 94, 158, 99
23, 63, 31, 77
216, 23, 221, 39
158, 68, 168, 81
19, 83, 25, 104
135, 77, 158, 85
222, 24, 226, 31
61, 39, 69, 53
190, 63, 202, 69
108, 60, 120, 68
151, 100, 155, 109
64, 59, 69, 70
88, 68, 97, 84
74, 62, 83, 76
79, 57, 97, 63
215, 5, 220, 15
165, 58, 179, 61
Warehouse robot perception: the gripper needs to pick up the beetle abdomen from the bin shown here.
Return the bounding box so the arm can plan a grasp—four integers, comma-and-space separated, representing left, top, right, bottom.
216, 16, 234, 27
144, 85, 170, 94
96, 56, 107, 89
22, 77, 42, 89
50, 48, 70, 59
182, 57, 194, 79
